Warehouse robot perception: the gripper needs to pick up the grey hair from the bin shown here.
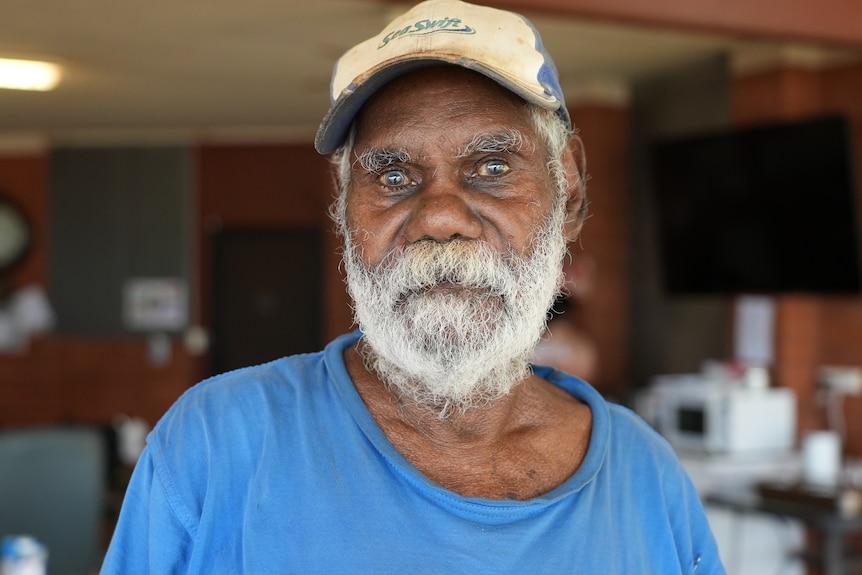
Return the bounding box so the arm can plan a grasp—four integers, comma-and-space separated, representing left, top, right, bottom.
328, 104, 586, 236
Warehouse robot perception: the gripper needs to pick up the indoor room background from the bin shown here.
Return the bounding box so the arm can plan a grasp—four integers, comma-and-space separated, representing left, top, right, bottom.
1, 2, 862, 572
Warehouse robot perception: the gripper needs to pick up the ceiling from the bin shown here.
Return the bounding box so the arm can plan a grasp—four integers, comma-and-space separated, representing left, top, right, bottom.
0, 0, 858, 146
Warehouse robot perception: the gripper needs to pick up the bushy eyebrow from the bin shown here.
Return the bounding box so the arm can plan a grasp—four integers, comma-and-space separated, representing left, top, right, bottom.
457, 130, 526, 157
354, 148, 411, 173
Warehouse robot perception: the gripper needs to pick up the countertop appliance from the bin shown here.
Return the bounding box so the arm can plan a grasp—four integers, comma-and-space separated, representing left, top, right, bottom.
638, 373, 797, 455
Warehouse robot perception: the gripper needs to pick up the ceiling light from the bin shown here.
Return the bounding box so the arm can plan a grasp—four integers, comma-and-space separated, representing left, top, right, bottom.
0, 58, 61, 91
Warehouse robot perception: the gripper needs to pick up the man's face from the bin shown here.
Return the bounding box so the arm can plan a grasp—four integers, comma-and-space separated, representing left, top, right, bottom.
345, 66, 561, 266
339, 66, 570, 415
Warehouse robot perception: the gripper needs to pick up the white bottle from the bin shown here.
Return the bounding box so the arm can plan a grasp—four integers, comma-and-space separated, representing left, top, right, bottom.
0, 536, 47, 575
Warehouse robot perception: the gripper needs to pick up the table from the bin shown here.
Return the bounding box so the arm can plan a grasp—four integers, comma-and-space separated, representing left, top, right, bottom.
706, 489, 862, 575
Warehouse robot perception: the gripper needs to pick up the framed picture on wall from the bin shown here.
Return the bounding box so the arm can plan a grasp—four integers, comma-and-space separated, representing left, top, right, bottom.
122, 277, 188, 332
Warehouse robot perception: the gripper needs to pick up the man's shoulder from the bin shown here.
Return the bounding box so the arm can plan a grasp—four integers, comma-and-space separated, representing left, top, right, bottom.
176, 350, 325, 413
150, 332, 363, 441
160, 331, 360, 424
146, 335, 358, 451
141, 340, 356, 496
603, 400, 676, 456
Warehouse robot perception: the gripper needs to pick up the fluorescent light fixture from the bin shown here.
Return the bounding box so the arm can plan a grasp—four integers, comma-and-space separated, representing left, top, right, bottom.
0, 58, 61, 91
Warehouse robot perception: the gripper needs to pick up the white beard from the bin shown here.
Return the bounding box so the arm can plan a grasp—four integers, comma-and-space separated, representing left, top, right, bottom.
342, 202, 569, 417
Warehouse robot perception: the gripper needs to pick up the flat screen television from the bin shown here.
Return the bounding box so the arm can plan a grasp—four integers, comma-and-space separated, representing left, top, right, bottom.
649, 115, 862, 295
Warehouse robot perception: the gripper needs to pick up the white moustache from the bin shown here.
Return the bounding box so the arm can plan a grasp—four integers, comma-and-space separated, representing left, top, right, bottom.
377, 240, 518, 296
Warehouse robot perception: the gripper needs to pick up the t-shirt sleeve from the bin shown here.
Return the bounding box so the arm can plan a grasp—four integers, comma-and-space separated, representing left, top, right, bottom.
673, 469, 727, 575
100, 445, 193, 574
608, 404, 727, 575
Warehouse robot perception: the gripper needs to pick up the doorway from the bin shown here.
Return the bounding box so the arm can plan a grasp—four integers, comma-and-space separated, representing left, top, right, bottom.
211, 227, 324, 374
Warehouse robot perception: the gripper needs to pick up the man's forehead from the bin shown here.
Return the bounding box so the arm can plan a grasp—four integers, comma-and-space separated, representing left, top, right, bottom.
352, 67, 537, 150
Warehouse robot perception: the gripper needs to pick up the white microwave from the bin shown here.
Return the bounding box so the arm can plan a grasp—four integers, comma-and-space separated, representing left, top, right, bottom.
640, 374, 797, 454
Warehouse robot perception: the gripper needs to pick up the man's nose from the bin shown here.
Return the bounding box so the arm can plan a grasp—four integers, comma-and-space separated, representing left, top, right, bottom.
404, 183, 483, 243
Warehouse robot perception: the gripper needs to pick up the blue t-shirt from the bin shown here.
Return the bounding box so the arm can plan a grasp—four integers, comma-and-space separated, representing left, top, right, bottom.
102, 331, 724, 574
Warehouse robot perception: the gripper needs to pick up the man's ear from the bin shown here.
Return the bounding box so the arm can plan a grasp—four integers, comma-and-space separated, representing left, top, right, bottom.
562, 135, 588, 243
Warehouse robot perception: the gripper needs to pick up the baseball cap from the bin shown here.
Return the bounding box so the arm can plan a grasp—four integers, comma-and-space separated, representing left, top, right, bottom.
314, 0, 569, 154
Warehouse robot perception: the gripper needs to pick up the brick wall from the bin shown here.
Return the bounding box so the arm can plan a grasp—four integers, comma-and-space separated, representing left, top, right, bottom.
0, 144, 339, 430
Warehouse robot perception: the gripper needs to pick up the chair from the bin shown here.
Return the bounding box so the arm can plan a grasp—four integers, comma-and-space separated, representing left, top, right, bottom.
0, 426, 107, 575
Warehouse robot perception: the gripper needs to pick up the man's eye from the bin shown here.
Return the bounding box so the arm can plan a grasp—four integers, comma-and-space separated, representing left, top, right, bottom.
379, 169, 411, 188
477, 159, 510, 177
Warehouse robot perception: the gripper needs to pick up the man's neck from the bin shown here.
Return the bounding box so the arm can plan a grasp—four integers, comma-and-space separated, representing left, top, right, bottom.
343, 343, 592, 500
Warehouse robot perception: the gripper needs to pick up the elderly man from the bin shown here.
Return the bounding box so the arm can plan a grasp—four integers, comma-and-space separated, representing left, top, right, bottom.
102, 1, 724, 573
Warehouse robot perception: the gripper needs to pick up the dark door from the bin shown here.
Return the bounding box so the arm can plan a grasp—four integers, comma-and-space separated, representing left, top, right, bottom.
212, 228, 323, 374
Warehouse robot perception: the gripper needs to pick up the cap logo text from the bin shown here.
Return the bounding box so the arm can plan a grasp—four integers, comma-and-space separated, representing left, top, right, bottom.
379, 18, 474, 48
